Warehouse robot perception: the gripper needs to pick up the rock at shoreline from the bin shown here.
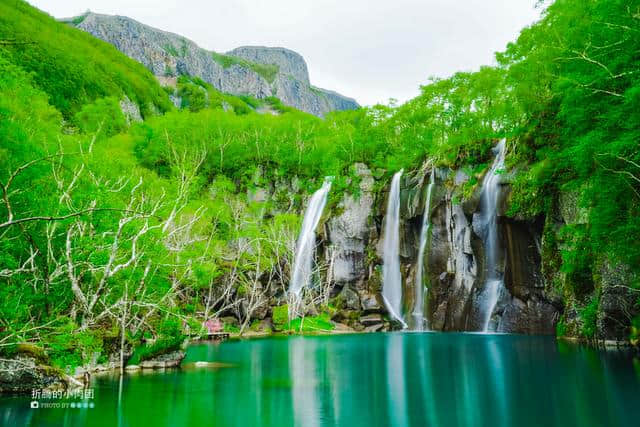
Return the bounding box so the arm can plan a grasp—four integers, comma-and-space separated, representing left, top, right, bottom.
0, 355, 68, 394
139, 350, 186, 369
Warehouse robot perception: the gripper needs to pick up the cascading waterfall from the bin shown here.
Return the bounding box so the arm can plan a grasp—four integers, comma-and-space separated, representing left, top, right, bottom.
411, 169, 436, 331
476, 139, 507, 332
382, 170, 407, 328
289, 179, 332, 302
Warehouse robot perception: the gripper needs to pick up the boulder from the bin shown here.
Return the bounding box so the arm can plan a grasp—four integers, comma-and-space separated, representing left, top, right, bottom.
364, 323, 384, 333
360, 293, 383, 313
337, 285, 360, 311
0, 356, 68, 394
360, 314, 383, 326
139, 350, 185, 369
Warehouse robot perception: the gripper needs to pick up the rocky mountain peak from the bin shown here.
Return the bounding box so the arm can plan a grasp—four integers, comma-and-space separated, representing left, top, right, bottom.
227, 46, 310, 84
68, 13, 358, 116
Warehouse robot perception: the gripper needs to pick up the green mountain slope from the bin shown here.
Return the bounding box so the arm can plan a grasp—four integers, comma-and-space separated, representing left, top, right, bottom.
0, 0, 172, 118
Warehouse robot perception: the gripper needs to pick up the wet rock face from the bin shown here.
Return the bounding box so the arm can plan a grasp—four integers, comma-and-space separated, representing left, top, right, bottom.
74, 13, 358, 116
502, 218, 544, 300
498, 297, 559, 334
597, 261, 638, 340
320, 163, 566, 335
327, 164, 375, 289
495, 216, 560, 333
409, 169, 558, 334
426, 190, 480, 331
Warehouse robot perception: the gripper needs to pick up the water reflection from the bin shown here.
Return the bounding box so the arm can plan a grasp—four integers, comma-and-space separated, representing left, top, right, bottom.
386, 334, 408, 427
290, 337, 320, 427
1, 333, 639, 427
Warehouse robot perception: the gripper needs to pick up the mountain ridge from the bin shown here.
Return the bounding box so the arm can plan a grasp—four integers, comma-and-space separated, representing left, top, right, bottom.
67, 12, 359, 116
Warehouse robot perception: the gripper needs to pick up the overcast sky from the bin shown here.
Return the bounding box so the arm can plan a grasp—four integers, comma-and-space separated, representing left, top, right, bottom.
28, 0, 544, 106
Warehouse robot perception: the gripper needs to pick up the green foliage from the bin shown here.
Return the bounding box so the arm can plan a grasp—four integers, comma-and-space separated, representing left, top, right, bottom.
131, 100, 435, 191
284, 313, 334, 333
559, 226, 595, 298
265, 96, 294, 114
211, 52, 280, 83
0, 0, 172, 117
631, 315, 640, 346
127, 336, 184, 366
580, 295, 600, 339
501, 0, 640, 279
177, 80, 207, 112
60, 12, 89, 26
223, 323, 240, 334
44, 322, 106, 369
556, 320, 567, 338
272, 305, 289, 331
163, 43, 179, 57
175, 75, 265, 115
74, 97, 128, 138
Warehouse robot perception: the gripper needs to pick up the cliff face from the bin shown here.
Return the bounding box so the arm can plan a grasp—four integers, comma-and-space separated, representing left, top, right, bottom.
315, 166, 560, 335
71, 13, 359, 116
319, 163, 639, 341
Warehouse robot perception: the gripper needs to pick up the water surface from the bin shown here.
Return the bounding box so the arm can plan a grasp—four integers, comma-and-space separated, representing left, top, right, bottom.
2, 333, 639, 427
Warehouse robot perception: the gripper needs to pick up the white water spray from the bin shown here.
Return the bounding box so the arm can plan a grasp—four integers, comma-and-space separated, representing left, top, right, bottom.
289, 179, 332, 299
412, 169, 436, 331
382, 170, 407, 328
477, 140, 507, 332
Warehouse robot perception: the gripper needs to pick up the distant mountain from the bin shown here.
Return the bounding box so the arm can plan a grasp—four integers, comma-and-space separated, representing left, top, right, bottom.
67, 12, 359, 116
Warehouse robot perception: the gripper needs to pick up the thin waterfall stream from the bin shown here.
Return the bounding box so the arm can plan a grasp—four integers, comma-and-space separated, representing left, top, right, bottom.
289, 179, 332, 311
382, 170, 407, 328
411, 168, 436, 331
476, 140, 507, 332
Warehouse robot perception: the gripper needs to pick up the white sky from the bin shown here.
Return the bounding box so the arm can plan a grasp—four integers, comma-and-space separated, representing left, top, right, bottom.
27, 0, 544, 106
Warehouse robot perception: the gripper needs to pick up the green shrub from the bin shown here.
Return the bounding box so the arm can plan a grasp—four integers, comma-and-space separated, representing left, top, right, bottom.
127, 336, 184, 366
285, 313, 334, 333
211, 52, 279, 83
556, 319, 567, 337
74, 97, 127, 138
0, 0, 172, 117
580, 296, 599, 339
631, 315, 640, 346
272, 305, 289, 330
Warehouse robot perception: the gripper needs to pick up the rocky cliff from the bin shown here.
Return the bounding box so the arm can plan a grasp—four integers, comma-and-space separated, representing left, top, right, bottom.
313, 165, 561, 335
239, 153, 635, 342
68, 12, 359, 116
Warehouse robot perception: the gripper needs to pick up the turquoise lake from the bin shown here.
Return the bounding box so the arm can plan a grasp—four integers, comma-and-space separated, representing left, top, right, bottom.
2, 333, 640, 426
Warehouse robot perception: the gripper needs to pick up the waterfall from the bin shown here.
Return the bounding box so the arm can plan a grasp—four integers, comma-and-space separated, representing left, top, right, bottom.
289, 179, 332, 299
411, 169, 435, 331
476, 140, 507, 332
382, 170, 407, 328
